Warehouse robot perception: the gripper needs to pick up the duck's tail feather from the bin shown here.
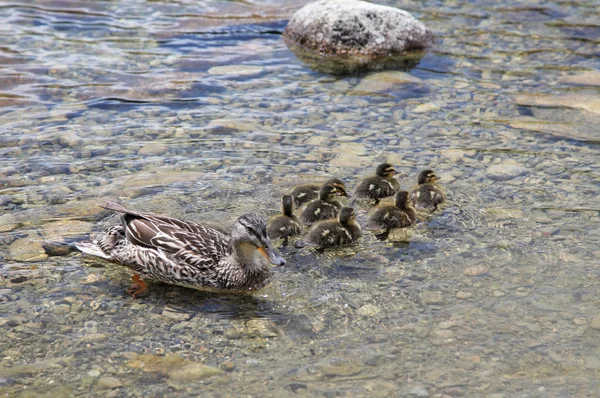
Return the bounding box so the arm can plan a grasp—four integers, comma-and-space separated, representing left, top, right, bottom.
75, 242, 112, 260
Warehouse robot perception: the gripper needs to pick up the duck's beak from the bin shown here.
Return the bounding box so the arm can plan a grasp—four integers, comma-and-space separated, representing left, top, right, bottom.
339, 188, 350, 197
257, 244, 286, 266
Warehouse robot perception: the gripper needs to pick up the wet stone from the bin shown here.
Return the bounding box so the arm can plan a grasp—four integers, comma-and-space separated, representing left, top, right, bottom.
208, 65, 264, 76
409, 385, 429, 397
420, 291, 444, 305
485, 163, 529, 181
8, 235, 48, 262
96, 376, 122, 389
357, 304, 381, 317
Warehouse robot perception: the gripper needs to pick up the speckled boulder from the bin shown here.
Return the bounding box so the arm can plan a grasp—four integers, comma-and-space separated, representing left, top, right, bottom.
283, 0, 434, 57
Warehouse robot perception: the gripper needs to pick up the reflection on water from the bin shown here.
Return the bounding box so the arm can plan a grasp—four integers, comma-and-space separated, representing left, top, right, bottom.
2, 0, 600, 396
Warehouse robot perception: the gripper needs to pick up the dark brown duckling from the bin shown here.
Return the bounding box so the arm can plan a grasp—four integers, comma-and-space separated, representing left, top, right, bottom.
305, 207, 362, 250
367, 191, 416, 239
290, 178, 348, 208
354, 163, 400, 205
267, 194, 302, 245
299, 185, 343, 226
409, 169, 446, 211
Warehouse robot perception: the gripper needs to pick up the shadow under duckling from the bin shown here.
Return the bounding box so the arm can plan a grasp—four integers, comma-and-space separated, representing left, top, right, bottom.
367, 190, 416, 240
267, 194, 302, 246
300, 185, 344, 226
354, 163, 400, 205
409, 169, 446, 211
290, 178, 348, 208
304, 207, 362, 250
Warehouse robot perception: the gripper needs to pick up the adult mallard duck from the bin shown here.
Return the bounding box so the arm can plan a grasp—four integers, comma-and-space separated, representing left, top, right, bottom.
354, 163, 400, 205
410, 169, 446, 211
367, 191, 416, 238
75, 202, 285, 296
305, 207, 362, 249
267, 194, 302, 245
290, 178, 348, 208
299, 185, 344, 226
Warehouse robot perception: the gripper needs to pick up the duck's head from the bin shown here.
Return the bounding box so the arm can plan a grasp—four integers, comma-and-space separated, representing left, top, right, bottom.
338, 207, 356, 225
324, 178, 349, 197
231, 213, 286, 266
417, 170, 440, 184
394, 191, 411, 209
376, 163, 397, 179
281, 194, 295, 217
319, 184, 341, 201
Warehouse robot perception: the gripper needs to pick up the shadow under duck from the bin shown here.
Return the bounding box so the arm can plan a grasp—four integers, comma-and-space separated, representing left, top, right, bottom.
75, 202, 285, 296
267, 194, 302, 245
410, 169, 446, 211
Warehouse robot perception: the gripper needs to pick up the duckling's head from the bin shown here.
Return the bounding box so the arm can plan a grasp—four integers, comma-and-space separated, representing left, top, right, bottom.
231, 213, 286, 266
325, 178, 349, 197
376, 163, 397, 179
394, 191, 411, 209
319, 184, 341, 201
281, 194, 295, 217
338, 207, 356, 225
417, 169, 440, 184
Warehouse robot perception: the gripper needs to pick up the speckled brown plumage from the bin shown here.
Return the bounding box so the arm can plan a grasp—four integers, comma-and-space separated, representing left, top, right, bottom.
299, 185, 344, 226
76, 202, 285, 292
267, 194, 302, 243
367, 191, 416, 232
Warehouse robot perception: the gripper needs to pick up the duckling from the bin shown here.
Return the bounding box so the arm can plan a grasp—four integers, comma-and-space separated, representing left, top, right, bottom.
299, 185, 344, 226
75, 202, 285, 296
267, 194, 302, 245
354, 163, 400, 205
367, 191, 416, 239
410, 169, 446, 211
305, 207, 362, 249
290, 178, 348, 208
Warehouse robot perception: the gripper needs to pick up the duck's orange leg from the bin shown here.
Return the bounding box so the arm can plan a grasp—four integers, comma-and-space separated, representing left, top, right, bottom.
127, 274, 148, 298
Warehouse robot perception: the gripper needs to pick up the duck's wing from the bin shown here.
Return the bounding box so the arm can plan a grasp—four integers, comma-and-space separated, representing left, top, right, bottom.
102, 202, 230, 258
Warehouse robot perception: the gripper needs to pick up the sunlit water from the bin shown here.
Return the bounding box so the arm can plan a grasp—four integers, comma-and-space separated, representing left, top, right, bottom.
1, 0, 600, 396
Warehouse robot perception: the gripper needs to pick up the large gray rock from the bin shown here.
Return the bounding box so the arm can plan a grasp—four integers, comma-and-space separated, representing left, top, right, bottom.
283, 0, 434, 58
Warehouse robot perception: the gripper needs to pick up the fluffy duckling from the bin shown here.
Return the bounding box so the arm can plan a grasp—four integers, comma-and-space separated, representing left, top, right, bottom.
299, 185, 344, 226
305, 207, 362, 249
267, 194, 302, 245
290, 178, 348, 208
354, 163, 400, 204
367, 191, 416, 238
410, 169, 446, 211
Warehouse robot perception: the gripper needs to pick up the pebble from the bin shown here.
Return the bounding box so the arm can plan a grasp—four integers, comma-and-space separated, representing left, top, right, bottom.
207, 65, 264, 76
409, 385, 430, 397
357, 304, 381, 317
138, 143, 169, 156
419, 291, 444, 305
485, 163, 529, 181
413, 103, 440, 113
590, 317, 600, 329
127, 353, 223, 381
456, 291, 472, 299
463, 265, 488, 276
8, 235, 48, 262
96, 376, 122, 389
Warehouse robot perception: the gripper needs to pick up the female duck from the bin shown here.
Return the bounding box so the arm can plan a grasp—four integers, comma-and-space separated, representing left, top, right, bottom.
299, 185, 344, 226
410, 169, 446, 211
290, 178, 348, 208
367, 191, 416, 238
76, 202, 285, 296
354, 163, 400, 204
267, 194, 302, 245
305, 207, 362, 249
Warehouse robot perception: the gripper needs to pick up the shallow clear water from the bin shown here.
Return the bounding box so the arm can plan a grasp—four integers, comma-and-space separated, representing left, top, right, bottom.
1, 0, 600, 396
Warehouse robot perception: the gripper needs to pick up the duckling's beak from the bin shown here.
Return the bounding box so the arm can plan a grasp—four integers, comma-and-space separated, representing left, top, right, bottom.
339, 188, 350, 197
257, 244, 286, 266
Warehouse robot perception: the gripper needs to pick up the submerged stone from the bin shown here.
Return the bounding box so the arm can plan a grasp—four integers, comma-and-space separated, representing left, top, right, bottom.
283, 0, 433, 74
